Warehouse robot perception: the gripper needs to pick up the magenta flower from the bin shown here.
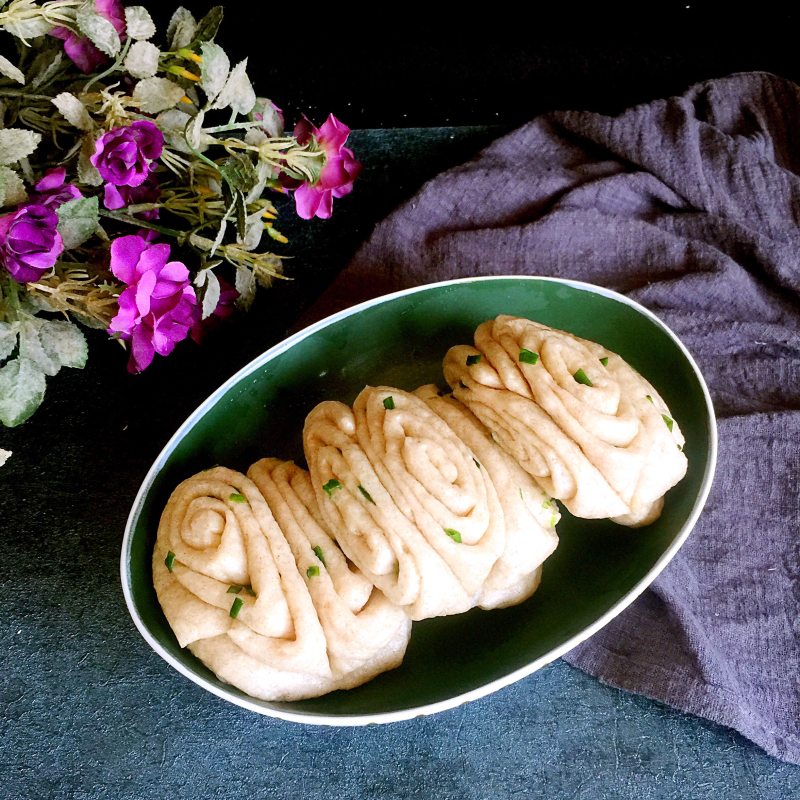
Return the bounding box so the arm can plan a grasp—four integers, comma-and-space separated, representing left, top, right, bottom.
30, 168, 83, 210
107, 235, 199, 373
291, 114, 362, 220
50, 0, 126, 74
91, 120, 164, 188
0, 204, 64, 283
103, 174, 161, 220
190, 276, 238, 344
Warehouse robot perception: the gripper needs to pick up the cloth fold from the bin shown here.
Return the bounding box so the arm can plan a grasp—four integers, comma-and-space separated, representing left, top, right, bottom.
307, 72, 800, 764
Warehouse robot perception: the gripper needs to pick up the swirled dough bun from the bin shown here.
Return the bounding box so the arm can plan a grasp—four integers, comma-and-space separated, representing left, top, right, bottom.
443, 315, 687, 526
303, 387, 506, 620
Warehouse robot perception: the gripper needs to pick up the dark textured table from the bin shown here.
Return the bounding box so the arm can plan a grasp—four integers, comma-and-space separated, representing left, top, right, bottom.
3, 5, 800, 796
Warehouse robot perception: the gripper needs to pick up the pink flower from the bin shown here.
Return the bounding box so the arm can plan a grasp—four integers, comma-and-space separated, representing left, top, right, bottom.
30, 168, 83, 210
0, 204, 63, 283
50, 0, 126, 74
291, 114, 361, 220
91, 120, 164, 188
103, 174, 161, 220
107, 235, 199, 373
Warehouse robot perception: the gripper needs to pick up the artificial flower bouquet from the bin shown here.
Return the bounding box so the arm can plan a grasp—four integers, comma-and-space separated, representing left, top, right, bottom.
0, 0, 360, 428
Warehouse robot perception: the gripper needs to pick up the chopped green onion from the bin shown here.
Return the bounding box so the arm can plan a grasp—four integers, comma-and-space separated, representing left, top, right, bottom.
550, 512, 558, 527
227, 584, 243, 594
444, 527, 462, 543
244, 586, 257, 597
573, 368, 593, 386
542, 499, 552, 509
519, 349, 539, 365
306, 565, 320, 578
312, 545, 326, 565
323, 478, 342, 497
677, 443, 684, 451
383, 396, 395, 410
466, 354, 481, 366
645, 394, 654, 404
662, 414, 674, 432
459, 381, 468, 390
473, 457, 481, 469
519, 488, 524, 501
358, 484, 376, 504
229, 492, 246, 503
229, 597, 244, 618
164, 551, 176, 572
599, 356, 609, 366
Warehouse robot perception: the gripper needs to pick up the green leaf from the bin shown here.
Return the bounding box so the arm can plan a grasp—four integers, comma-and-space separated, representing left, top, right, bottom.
0, 166, 26, 208
0, 357, 46, 427
124, 6, 156, 41
0, 128, 41, 166
57, 196, 99, 250
167, 7, 197, 50
36, 319, 87, 370
199, 41, 229, 102
234, 265, 256, 310
192, 6, 224, 44
1, 16, 51, 39
219, 152, 257, 195
18, 319, 59, 376
0, 321, 19, 362
52, 92, 94, 132
519, 349, 539, 365
444, 527, 462, 543
573, 368, 593, 387
133, 77, 186, 114
211, 59, 255, 114
0, 53, 24, 85
76, 5, 121, 57
200, 269, 220, 320
124, 41, 160, 79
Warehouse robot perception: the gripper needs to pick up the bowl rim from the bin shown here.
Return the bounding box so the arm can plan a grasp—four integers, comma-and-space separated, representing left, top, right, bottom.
120, 274, 718, 726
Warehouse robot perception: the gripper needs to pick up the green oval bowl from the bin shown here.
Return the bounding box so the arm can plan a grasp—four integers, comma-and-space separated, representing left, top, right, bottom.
121, 276, 717, 724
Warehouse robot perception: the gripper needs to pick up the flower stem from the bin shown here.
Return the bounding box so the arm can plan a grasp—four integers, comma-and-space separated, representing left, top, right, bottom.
98, 209, 185, 239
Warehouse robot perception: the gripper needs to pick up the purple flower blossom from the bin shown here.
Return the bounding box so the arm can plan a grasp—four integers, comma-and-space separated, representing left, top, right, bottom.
0, 204, 64, 283
103, 174, 161, 220
30, 168, 83, 210
50, 0, 126, 74
291, 114, 361, 220
107, 235, 199, 373
91, 120, 164, 188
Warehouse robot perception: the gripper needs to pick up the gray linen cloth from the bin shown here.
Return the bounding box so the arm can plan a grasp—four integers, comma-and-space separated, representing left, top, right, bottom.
308, 72, 800, 764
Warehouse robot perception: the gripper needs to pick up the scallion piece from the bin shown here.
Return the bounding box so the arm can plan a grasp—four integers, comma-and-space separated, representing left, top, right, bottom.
550, 512, 558, 527
542, 499, 552, 509
312, 545, 326, 565
244, 586, 257, 597
164, 551, 176, 572
645, 394, 654, 404
662, 414, 674, 432
466, 354, 481, 366
358, 484, 376, 504
383, 396, 395, 410
519, 349, 539, 365
306, 565, 320, 578
322, 478, 342, 497
229, 597, 244, 618
473, 457, 481, 469
599, 356, 609, 366
573, 368, 593, 386
229, 492, 246, 503
444, 527, 462, 543
227, 584, 243, 594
